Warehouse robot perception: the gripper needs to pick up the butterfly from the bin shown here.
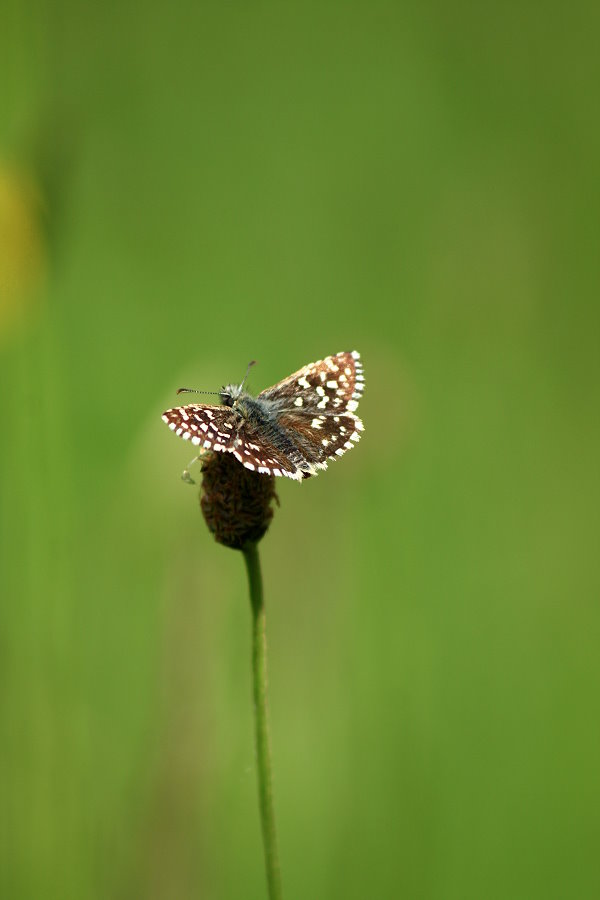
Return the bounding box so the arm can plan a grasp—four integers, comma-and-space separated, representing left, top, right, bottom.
162, 351, 364, 481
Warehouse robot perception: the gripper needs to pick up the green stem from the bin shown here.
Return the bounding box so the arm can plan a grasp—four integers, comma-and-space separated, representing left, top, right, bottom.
243, 542, 283, 900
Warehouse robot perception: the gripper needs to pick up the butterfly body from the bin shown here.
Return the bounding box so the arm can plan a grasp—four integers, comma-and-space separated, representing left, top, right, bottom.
221, 390, 273, 423
163, 351, 365, 482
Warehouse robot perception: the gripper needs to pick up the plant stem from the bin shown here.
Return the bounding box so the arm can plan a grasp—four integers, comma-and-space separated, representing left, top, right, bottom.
243, 542, 283, 900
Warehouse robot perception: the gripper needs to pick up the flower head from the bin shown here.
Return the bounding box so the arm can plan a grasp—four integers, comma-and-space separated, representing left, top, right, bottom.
199, 451, 278, 550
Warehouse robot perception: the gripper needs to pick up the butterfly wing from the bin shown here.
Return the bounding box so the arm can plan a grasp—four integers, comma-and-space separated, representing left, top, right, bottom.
161, 403, 305, 480
275, 410, 363, 467
258, 350, 365, 468
258, 350, 364, 413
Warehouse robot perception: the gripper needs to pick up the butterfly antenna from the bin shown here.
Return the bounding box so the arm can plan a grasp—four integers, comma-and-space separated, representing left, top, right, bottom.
240, 360, 257, 391
176, 388, 221, 396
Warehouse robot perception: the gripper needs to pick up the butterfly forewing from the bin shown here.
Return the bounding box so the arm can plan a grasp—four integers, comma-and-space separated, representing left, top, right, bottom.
259, 350, 364, 413
162, 404, 234, 449
161, 404, 303, 480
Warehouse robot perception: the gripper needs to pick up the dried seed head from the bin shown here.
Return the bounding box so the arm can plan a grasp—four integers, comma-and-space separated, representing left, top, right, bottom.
199, 452, 278, 550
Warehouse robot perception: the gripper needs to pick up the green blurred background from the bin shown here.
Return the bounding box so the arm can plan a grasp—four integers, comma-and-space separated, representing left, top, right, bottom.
2, 2, 599, 898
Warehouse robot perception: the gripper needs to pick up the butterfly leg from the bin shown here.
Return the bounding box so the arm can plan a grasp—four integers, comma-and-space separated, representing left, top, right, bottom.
181, 453, 206, 484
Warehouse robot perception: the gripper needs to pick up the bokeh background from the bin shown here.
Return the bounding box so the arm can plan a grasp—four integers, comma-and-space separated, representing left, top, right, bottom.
2, 3, 599, 898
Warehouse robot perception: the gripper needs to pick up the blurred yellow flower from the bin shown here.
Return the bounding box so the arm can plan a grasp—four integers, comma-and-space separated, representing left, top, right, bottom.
0, 162, 46, 340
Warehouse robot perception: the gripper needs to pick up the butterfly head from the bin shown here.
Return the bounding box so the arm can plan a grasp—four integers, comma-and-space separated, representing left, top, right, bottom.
220, 360, 257, 407
220, 382, 244, 407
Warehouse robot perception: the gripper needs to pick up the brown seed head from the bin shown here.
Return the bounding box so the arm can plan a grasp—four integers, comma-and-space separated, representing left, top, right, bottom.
199, 452, 278, 550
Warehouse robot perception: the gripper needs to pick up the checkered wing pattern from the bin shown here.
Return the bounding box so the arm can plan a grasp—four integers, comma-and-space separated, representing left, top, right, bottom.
259, 350, 364, 413
161, 404, 304, 480
162, 351, 364, 481
258, 350, 364, 469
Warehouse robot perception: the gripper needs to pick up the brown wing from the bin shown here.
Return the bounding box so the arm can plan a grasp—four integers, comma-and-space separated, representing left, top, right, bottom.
276, 410, 363, 468
258, 350, 364, 414
162, 403, 305, 480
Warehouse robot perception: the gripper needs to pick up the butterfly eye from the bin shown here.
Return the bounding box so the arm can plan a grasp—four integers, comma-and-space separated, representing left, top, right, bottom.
220, 384, 238, 406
